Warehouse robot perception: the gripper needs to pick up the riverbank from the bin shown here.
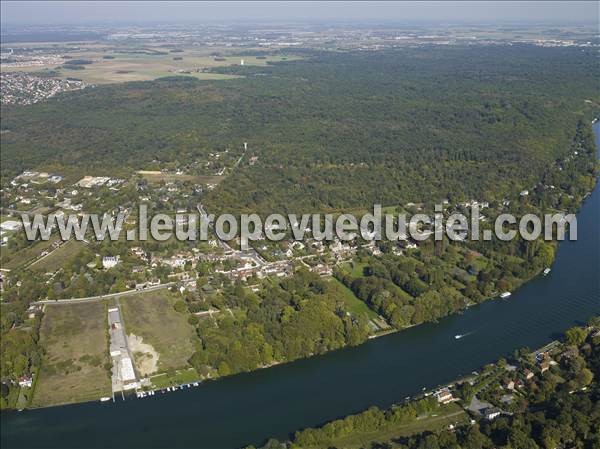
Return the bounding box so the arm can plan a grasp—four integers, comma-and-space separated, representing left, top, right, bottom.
276, 320, 599, 449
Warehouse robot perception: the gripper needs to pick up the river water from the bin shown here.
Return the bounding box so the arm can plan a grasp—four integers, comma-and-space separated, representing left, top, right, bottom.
2, 123, 599, 449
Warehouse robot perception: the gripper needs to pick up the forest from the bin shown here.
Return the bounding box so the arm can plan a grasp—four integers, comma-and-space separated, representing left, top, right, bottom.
2, 45, 599, 214
187, 269, 371, 377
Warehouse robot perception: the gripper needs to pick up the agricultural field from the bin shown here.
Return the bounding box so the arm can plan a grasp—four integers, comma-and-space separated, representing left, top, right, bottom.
119, 291, 199, 376
32, 302, 111, 407
6, 43, 299, 84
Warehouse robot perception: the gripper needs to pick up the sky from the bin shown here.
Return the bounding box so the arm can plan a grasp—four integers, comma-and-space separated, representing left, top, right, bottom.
1, 1, 598, 26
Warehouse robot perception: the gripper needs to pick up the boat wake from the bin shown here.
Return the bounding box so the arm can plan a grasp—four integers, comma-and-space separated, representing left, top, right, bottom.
454, 332, 474, 340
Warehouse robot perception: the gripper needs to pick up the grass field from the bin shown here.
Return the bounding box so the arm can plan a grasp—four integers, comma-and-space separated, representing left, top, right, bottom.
28, 240, 86, 273
341, 261, 368, 278
32, 302, 111, 407
300, 403, 469, 449
328, 278, 378, 320
136, 171, 225, 185
149, 368, 200, 389
119, 291, 199, 375
0, 235, 61, 271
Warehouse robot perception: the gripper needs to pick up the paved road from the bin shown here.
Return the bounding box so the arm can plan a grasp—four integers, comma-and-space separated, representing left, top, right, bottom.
115, 297, 141, 381
34, 282, 175, 305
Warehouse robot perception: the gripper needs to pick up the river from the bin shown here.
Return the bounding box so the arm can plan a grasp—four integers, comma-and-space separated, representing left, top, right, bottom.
2, 123, 599, 449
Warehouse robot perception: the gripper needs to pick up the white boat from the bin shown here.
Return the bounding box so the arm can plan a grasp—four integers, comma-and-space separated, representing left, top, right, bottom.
543, 268, 551, 276
455, 334, 463, 340
100, 397, 111, 402
500, 292, 511, 299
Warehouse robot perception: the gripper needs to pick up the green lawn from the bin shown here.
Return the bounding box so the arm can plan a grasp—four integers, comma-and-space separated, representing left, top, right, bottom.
149, 368, 200, 389
328, 278, 378, 320
341, 261, 368, 278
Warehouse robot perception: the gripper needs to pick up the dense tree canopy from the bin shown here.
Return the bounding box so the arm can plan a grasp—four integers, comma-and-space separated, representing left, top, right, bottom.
2, 45, 598, 214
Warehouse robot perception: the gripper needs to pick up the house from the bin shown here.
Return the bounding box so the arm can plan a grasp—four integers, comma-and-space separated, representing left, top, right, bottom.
504, 379, 515, 391
392, 246, 403, 256
484, 407, 501, 421
523, 368, 534, 380
163, 257, 188, 268
18, 375, 33, 388
367, 243, 382, 256
434, 388, 454, 404
102, 256, 120, 269
540, 361, 550, 374
130, 247, 147, 259
520, 190, 529, 197
312, 264, 332, 276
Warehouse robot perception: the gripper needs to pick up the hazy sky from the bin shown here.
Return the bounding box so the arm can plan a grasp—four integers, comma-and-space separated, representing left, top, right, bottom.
1, 1, 598, 26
